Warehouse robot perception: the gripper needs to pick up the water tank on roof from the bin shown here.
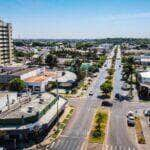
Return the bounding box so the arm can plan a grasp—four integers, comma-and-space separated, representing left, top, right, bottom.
28, 106, 33, 113
62, 71, 65, 76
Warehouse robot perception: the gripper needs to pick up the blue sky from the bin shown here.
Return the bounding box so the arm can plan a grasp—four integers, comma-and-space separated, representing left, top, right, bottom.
0, 0, 150, 39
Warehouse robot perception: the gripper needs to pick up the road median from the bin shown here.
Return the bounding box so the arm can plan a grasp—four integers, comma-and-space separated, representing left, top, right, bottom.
88, 108, 109, 144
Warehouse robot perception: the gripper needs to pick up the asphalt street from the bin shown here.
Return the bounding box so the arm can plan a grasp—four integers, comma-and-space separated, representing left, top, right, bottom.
107, 46, 150, 150
47, 48, 115, 150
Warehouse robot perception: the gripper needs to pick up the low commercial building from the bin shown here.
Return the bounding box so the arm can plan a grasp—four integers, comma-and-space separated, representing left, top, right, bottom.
137, 71, 150, 99
134, 54, 150, 66
0, 66, 77, 92
0, 92, 67, 144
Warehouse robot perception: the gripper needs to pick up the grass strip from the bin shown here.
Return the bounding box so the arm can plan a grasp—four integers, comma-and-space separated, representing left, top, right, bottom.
89, 109, 108, 144
135, 117, 146, 144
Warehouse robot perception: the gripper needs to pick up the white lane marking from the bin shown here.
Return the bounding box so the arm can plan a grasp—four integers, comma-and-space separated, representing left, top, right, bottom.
50, 142, 55, 148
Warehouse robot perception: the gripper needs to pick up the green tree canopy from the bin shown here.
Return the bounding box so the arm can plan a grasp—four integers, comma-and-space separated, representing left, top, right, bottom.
45, 53, 58, 67
100, 82, 113, 96
9, 78, 25, 92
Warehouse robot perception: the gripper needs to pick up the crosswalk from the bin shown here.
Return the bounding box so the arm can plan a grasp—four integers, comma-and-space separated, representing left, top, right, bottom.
103, 145, 137, 150
47, 137, 84, 150
47, 141, 137, 150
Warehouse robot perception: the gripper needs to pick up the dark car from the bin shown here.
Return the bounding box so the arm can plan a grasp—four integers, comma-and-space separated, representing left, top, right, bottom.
143, 109, 150, 116
115, 93, 120, 99
115, 93, 123, 101
127, 118, 135, 127
101, 101, 113, 107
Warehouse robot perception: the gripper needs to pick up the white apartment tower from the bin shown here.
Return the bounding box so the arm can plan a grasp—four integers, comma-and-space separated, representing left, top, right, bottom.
0, 19, 13, 65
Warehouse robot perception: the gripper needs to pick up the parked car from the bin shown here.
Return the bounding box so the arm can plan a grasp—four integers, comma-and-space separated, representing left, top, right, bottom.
143, 109, 150, 116
127, 111, 135, 127
127, 111, 134, 118
127, 117, 135, 126
93, 74, 97, 77
101, 101, 113, 107
89, 91, 93, 96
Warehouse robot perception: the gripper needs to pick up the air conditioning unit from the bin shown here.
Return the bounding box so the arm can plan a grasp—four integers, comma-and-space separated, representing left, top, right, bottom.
39, 98, 44, 104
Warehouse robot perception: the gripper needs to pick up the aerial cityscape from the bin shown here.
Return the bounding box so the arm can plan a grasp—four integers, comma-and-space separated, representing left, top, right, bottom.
0, 0, 150, 150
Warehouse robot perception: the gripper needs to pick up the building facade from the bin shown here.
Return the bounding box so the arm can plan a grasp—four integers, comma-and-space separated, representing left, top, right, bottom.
0, 19, 13, 65
137, 71, 150, 99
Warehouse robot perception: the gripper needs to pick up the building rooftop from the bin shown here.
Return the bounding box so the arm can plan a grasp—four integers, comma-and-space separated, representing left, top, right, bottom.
0, 93, 55, 119
140, 71, 150, 79
0, 66, 38, 76
25, 70, 77, 84
0, 94, 67, 131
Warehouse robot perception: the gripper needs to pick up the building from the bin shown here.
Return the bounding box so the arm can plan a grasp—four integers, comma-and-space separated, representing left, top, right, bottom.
0, 19, 13, 65
0, 92, 67, 148
137, 71, 150, 99
134, 54, 150, 66
0, 66, 77, 92
140, 54, 150, 65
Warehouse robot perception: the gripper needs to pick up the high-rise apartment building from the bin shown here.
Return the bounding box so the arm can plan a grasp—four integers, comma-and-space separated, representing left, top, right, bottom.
0, 19, 13, 65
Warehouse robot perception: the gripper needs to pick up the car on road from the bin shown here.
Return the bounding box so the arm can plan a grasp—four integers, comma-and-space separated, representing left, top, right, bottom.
121, 83, 130, 90
115, 93, 123, 101
127, 111, 135, 127
93, 74, 97, 77
143, 109, 150, 116
101, 100, 113, 107
89, 91, 93, 96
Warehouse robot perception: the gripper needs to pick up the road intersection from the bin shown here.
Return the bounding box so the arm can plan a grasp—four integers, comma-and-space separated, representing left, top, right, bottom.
48, 46, 150, 150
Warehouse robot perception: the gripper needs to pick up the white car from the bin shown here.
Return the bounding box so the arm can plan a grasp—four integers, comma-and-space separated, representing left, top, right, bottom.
127, 111, 134, 117
89, 91, 93, 96
127, 111, 135, 126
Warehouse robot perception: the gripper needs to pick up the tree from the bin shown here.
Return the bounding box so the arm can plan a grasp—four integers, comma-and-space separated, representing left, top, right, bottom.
98, 55, 107, 68
45, 53, 58, 68
9, 78, 25, 92
100, 82, 113, 96
107, 68, 115, 76
122, 56, 135, 97
34, 56, 43, 66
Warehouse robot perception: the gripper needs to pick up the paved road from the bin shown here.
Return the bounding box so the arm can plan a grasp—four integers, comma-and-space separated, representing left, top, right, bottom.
107, 46, 150, 150
48, 48, 115, 150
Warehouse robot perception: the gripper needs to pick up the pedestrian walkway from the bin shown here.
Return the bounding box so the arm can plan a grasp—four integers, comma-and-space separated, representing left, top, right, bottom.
47, 136, 84, 150
103, 144, 137, 150
133, 85, 139, 102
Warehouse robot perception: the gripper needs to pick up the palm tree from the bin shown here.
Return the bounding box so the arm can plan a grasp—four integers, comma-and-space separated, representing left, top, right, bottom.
122, 56, 135, 97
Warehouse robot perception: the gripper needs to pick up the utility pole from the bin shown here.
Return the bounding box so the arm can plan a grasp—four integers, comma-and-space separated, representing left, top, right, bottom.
7, 94, 10, 110
56, 75, 59, 129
